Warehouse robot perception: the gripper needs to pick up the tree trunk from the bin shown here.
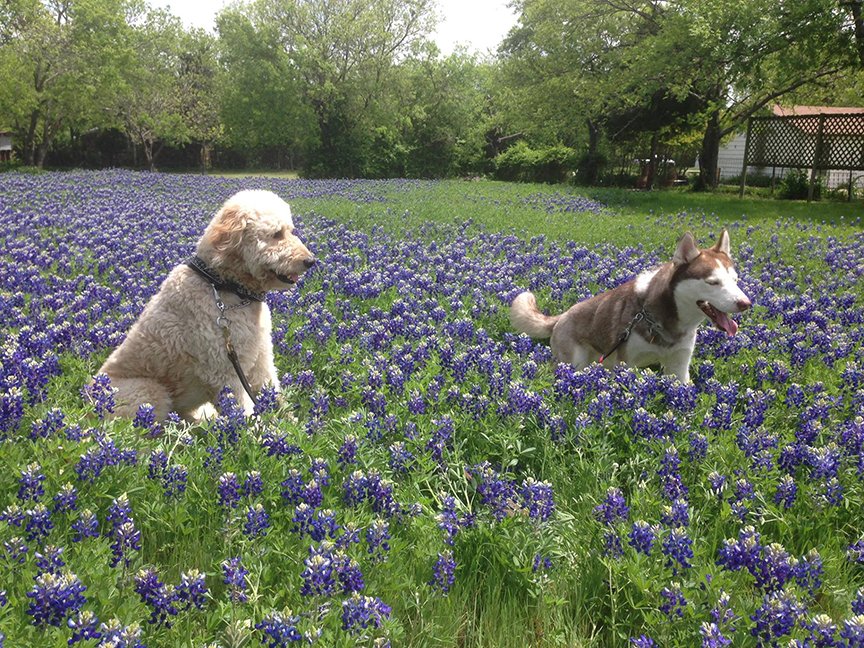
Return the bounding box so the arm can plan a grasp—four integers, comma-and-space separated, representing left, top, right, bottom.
583, 118, 601, 185
645, 132, 659, 190
847, 1, 864, 68
696, 111, 722, 191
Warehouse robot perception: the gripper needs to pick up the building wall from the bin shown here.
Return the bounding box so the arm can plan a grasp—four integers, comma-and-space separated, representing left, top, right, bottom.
0, 134, 11, 152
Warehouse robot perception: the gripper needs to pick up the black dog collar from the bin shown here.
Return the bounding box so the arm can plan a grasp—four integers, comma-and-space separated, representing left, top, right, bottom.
185, 255, 267, 302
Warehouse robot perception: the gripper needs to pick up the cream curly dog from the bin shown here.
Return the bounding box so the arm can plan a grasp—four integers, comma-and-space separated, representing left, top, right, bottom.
97, 190, 316, 421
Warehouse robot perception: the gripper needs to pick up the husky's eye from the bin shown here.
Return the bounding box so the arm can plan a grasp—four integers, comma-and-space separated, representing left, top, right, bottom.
706, 279, 720, 286
273, 230, 284, 240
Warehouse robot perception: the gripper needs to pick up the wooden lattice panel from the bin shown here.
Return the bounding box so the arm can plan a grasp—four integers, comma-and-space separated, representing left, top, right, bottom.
747, 114, 864, 171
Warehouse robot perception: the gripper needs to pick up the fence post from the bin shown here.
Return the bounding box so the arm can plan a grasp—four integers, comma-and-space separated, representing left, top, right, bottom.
808, 114, 826, 203
739, 117, 753, 199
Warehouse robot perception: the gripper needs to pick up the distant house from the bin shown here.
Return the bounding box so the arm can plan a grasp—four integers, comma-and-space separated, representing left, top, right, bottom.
0, 131, 11, 163
710, 106, 864, 189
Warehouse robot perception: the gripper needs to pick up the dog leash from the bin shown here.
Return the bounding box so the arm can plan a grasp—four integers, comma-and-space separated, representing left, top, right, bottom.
210, 284, 259, 406
598, 308, 670, 364
598, 310, 646, 364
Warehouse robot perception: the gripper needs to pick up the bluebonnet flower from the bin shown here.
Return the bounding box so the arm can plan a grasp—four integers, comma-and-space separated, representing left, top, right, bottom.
657, 446, 688, 502
333, 552, 365, 594
848, 539, 864, 564
3, 536, 29, 565
366, 519, 391, 562
244, 504, 270, 538
0, 504, 24, 527
51, 484, 78, 515
388, 442, 414, 474
710, 590, 737, 629
750, 589, 806, 647
300, 542, 336, 597
26, 571, 87, 627
18, 462, 46, 503
96, 619, 145, 647
628, 521, 656, 555
134, 567, 178, 627
260, 430, 302, 459
429, 550, 457, 594
309, 509, 340, 542
29, 408, 66, 440
602, 531, 624, 559
795, 549, 823, 596
242, 471, 264, 499
801, 614, 839, 648
25, 503, 53, 544
630, 636, 656, 647
854, 588, 864, 615
175, 569, 208, 611
699, 622, 731, 647
774, 475, 797, 508
291, 503, 315, 537
841, 615, 864, 647
660, 499, 689, 528
35, 544, 65, 574
67, 610, 101, 643
520, 478, 555, 522
303, 480, 324, 509
309, 458, 330, 486
254, 384, 279, 415
222, 557, 249, 602
337, 435, 359, 468
81, 374, 116, 419
162, 464, 188, 500
133, 403, 162, 436
707, 472, 727, 499
660, 582, 687, 619
256, 610, 302, 646
341, 593, 391, 635
593, 487, 629, 526
532, 554, 553, 574
436, 495, 460, 546
662, 528, 693, 575
281, 469, 306, 506
336, 522, 362, 550
218, 473, 242, 511
109, 521, 141, 569
71, 509, 99, 542
689, 432, 708, 463
821, 477, 844, 507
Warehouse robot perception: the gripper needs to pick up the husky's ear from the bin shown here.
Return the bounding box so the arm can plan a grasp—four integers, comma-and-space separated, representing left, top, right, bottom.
205, 203, 248, 253
713, 229, 731, 257
673, 231, 700, 265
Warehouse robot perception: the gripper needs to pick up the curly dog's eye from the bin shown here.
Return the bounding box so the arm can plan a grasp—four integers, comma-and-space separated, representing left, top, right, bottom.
273, 230, 284, 240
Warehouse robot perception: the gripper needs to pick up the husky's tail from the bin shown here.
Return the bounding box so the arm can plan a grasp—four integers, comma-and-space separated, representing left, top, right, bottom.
509, 292, 560, 339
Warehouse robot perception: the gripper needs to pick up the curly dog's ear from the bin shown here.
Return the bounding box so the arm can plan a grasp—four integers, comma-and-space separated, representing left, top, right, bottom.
206, 203, 248, 252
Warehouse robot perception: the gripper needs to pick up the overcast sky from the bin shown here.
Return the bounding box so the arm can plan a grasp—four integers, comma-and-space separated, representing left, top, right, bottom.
152, 0, 518, 55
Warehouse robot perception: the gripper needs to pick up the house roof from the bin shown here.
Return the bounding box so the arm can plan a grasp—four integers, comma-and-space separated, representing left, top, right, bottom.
773, 105, 864, 116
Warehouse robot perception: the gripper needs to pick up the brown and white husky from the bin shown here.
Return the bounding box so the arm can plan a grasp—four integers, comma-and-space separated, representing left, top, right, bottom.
509, 230, 751, 383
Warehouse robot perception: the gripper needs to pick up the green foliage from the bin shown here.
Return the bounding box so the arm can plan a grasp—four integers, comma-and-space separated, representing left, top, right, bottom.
493, 141, 578, 184
778, 168, 823, 200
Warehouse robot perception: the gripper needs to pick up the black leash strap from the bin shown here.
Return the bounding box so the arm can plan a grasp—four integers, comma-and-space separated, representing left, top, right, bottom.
209, 283, 259, 407
598, 310, 646, 364
222, 327, 259, 406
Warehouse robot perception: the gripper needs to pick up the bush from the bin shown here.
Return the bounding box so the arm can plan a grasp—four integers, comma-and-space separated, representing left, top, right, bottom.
724, 171, 774, 188
778, 168, 822, 200
493, 142, 578, 184
0, 159, 43, 174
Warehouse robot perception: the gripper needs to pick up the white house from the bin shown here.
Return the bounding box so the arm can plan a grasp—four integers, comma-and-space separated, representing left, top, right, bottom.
0, 131, 11, 163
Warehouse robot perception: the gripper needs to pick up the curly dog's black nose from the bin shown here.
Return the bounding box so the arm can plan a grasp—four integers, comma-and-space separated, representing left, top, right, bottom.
303, 257, 317, 268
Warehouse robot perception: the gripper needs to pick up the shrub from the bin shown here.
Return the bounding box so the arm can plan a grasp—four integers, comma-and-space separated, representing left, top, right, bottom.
778, 168, 821, 200
493, 142, 578, 184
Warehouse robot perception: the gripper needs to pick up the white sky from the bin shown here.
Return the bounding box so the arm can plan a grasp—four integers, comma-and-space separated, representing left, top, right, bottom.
152, 0, 518, 56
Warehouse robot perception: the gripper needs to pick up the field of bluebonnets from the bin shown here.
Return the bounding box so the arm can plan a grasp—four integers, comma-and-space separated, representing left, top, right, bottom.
1, 169, 864, 648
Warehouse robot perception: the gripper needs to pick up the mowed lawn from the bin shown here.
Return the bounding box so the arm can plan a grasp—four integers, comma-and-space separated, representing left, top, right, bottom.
0, 170, 863, 648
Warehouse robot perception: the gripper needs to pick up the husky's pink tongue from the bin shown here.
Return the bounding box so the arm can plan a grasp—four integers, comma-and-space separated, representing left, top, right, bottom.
714, 310, 738, 336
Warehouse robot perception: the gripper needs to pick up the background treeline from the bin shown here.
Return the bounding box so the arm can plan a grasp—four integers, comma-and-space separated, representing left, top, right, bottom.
1, 0, 863, 187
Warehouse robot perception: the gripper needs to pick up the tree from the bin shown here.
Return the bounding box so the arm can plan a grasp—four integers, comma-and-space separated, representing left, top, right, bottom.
222, 0, 437, 176
0, 0, 138, 168
177, 29, 224, 171
113, 9, 190, 171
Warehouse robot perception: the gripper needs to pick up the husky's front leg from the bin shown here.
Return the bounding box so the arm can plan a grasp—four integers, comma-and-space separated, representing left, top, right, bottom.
662, 346, 695, 384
